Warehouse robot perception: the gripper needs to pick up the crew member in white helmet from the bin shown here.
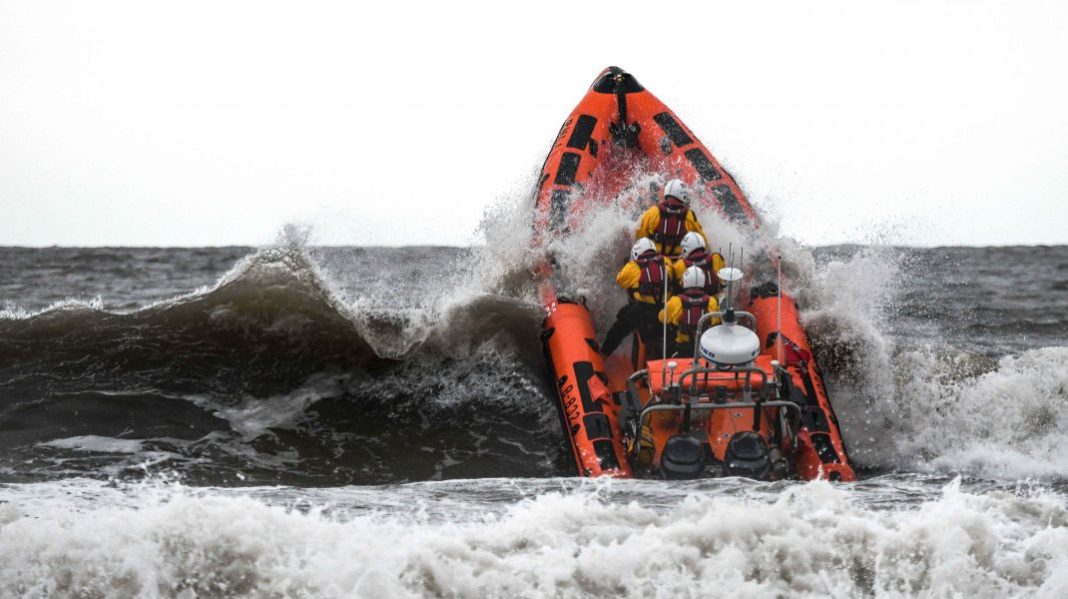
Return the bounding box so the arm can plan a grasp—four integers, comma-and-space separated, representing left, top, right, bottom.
601, 238, 670, 358
659, 266, 720, 357
635, 179, 706, 258
670, 232, 724, 297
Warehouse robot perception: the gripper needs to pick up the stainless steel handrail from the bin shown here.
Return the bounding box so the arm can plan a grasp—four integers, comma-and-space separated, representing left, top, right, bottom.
677, 366, 768, 395
630, 400, 802, 460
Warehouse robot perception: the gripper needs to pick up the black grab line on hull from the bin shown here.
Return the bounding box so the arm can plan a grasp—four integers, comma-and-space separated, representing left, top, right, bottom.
711, 185, 748, 223
549, 190, 570, 231
573, 361, 620, 470
567, 115, 598, 152
653, 112, 693, 148
684, 148, 721, 182
555, 152, 581, 186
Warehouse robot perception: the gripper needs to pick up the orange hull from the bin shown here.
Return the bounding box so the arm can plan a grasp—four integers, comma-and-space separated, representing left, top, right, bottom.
536, 67, 855, 481
542, 301, 631, 477
532, 67, 756, 247
749, 294, 855, 481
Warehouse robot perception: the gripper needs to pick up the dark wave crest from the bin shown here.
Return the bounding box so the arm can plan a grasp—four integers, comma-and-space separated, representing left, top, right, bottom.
0, 246, 560, 485
4, 243, 1068, 485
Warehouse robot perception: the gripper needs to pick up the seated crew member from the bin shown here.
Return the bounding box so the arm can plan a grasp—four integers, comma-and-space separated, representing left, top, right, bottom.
635, 179, 706, 258
671, 232, 725, 297
659, 266, 720, 358
601, 238, 670, 358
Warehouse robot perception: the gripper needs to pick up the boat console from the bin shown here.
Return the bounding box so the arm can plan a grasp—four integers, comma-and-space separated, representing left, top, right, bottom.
620, 307, 801, 480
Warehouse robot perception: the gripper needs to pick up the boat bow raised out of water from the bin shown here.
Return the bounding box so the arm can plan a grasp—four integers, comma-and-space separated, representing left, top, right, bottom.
534, 67, 855, 482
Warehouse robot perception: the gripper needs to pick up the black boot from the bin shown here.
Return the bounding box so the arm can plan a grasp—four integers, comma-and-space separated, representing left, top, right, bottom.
601, 303, 640, 356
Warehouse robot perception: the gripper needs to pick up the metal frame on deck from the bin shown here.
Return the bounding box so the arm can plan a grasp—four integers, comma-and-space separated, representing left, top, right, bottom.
622, 362, 801, 461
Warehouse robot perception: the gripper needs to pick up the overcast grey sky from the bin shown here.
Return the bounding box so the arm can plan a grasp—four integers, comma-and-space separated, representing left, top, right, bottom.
1, 0, 1066, 247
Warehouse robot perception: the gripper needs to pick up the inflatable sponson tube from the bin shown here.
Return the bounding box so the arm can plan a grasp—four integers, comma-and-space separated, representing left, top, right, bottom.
532, 66, 757, 244
534, 67, 855, 482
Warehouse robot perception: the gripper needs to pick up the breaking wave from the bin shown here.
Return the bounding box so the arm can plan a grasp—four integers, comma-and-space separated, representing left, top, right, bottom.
0, 239, 559, 485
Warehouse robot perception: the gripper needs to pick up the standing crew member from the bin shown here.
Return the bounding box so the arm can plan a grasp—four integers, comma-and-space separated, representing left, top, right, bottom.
636, 179, 706, 258
601, 238, 670, 358
671, 232, 725, 297
660, 266, 720, 358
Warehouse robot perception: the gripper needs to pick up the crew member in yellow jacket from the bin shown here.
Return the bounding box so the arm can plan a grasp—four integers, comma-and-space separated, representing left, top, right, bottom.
635, 179, 706, 258
659, 266, 720, 358
601, 238, 671, 359
670, 232, 725, 296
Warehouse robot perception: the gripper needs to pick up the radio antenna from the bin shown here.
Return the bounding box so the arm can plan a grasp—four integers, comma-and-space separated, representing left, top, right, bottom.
777, 254, 784, 364
724, 243, 735, 311
662, 255, 669, 363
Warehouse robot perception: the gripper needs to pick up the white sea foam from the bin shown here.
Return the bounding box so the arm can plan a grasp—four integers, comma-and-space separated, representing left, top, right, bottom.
886, 346, 1068, 479
0, 295, 105, 320
1, 477, 1066, 598
38, 436, 145, 454
208, 373, 347, 439
32, 437, 193, 478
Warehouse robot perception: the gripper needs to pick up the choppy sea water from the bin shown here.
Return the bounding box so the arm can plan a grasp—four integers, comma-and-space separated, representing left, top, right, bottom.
2, 238, 1067, 597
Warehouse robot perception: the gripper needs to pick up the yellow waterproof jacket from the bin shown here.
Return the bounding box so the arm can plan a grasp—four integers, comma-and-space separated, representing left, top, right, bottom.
658, 294, 720, 343
616, 260, 670, 304
635, 205, 706, 257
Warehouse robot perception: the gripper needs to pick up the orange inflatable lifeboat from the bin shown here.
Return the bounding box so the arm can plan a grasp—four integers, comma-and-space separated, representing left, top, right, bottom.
535, 67, 855, 481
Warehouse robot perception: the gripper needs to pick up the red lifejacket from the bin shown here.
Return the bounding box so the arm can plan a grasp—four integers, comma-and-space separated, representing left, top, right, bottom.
679, 289, 711, 336
635, 253, 667, 298
652, 200, 689, 255
683, 248, 721, 295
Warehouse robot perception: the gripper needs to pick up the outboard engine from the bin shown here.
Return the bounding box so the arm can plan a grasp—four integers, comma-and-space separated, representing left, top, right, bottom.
724, 431, 772, 479
659, 435, 706, 480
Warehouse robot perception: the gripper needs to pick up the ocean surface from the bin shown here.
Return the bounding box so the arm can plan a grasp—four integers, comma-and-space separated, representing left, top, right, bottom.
2, 236, 1068, 597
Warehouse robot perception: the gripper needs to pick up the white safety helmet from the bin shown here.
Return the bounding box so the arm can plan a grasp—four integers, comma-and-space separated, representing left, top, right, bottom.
631, 237, 657, 261
663, 179, 690, 206
680, 232, 706, 257
682, 265, 707, 290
